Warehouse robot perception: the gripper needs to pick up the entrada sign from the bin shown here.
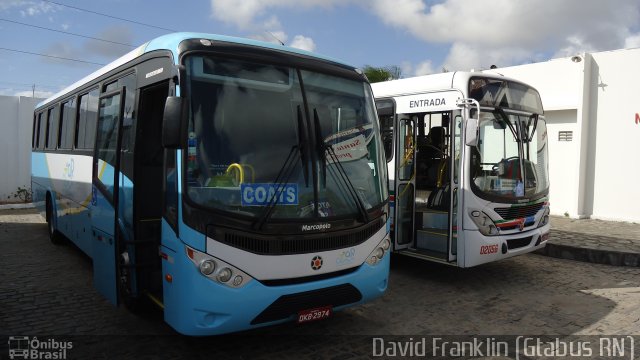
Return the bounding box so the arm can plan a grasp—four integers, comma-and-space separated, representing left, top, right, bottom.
395, 91, 461, 113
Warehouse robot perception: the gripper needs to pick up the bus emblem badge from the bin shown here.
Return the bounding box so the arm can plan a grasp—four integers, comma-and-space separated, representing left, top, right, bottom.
311, 256, 323, 270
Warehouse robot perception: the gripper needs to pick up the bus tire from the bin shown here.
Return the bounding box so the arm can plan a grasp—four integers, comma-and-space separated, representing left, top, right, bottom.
46, 195, 64, 245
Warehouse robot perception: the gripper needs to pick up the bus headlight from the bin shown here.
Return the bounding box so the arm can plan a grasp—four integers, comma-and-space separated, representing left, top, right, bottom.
469, 210, 499, 236
381, 238, 391, 251
185, 246, 252, 288
217, 268, 232, 283
366, 235, 391, 266
199, 259, 216, 275
538, 207, 551, 228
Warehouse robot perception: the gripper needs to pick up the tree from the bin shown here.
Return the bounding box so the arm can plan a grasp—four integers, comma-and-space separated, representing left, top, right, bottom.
362, 65, 402, 83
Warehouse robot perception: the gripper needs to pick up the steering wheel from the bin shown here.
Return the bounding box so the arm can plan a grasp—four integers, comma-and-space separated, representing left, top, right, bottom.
491, 156, 519, 172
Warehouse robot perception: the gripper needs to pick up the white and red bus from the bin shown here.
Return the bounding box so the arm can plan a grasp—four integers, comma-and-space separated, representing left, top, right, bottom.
372, 71, 550, 267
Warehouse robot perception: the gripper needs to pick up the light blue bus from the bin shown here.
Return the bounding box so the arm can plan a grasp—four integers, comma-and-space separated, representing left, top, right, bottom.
31, 33, 390, 335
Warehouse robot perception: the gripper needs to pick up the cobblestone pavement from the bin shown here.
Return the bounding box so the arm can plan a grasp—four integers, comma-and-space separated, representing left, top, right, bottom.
1, 209, 640, 359
541, 216, 640, 266
551, 216, 640, 241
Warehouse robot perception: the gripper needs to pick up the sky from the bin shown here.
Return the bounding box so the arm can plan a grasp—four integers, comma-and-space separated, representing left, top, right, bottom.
1, 0, 640, 98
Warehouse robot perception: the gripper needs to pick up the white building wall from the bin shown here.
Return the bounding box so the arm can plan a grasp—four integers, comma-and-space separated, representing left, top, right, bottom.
545, 109, 580, 217
0, 96, 43, 201
588, 50, 640, 221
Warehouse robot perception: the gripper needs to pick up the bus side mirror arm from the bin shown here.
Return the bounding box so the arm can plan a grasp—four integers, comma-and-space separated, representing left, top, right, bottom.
457, 98, 480, 147
162, 96, 186, 148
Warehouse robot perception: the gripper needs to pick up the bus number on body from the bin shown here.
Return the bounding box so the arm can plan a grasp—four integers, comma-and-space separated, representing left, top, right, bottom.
480, 244, 499, 255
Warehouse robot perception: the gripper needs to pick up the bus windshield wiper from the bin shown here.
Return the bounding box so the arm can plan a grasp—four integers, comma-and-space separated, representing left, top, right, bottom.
314, 109, 370, 223
496, 108, 519, 142
253, 106, 309, 230
313, 109, 326, 188
525, 113, 539, 142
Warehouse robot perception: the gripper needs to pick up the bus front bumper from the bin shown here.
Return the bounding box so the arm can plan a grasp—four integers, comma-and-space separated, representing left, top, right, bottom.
161, 246, 389, 336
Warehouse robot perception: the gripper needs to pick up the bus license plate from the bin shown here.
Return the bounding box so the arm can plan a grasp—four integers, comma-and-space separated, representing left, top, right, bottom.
297, 306, 332, 324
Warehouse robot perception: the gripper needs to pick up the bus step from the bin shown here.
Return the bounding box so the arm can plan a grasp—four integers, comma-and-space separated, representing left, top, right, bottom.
122, 238, 159, 245
121, 262, 160, 269
416, 228, 448, 253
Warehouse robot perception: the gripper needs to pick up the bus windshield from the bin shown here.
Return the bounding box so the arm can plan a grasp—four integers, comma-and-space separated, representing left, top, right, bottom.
468, 78, 549, 203
471, 110, 549, 202
184, 55, 387, 220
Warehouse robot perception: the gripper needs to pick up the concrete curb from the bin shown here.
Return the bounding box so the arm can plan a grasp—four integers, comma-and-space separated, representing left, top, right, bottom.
0, 203, 35, 210
535, 243, 640, 267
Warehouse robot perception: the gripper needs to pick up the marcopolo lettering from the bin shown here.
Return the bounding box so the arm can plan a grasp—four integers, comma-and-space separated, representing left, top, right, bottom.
301, 223, 331, 231
409, 98, 446, 109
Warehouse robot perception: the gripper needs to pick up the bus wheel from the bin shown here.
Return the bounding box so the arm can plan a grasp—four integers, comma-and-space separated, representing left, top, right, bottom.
46, 196, 63, 245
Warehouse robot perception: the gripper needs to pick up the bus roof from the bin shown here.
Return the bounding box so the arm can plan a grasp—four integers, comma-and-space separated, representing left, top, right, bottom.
38, 32, 352, 108
370, 71, 526, 99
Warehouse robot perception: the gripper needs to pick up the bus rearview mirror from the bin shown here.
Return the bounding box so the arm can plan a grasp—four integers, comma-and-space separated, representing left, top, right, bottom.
162, 96, 185, 148
465, 118, 479, 146
456, 98, 480, 147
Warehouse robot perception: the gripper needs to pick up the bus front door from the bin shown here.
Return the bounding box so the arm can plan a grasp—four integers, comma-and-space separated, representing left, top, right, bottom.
394, 118, 416, 250
90, 88, 125, 305
412, 111, 457, 263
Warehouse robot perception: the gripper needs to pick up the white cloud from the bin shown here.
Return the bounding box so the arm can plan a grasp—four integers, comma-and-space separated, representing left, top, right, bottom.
400, 61, 413, 77
14, 90, 54, 98
210, 0, 347, 30
0, 0, 60, 16
414, 60, 434, 76
209, 0, 640, 71
625, 33, 640, 48
211, 0, 326, 53
367, 0, 640, 70
84, 25, 134, 58
18, 1, 59, 16
249, 32, 316, 52
551, 35, 597, 59
41, 42, 79, 64
289, 35, 316, 52
249, 30, 288, 45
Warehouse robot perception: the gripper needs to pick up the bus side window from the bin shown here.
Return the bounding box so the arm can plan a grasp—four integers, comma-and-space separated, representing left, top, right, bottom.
75, 88, 99, 149
38, 112, 47, 150
59, 98, 76, 149
46, 106, 59, 150
32, 115, 37, 149
375, 99, 395, 162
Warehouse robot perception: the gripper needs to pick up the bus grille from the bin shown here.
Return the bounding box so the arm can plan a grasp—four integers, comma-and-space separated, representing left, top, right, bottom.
251, 284, 362, 325
494, 203, 543, 220
218, 218, 384, 255
507, 236, 533, 250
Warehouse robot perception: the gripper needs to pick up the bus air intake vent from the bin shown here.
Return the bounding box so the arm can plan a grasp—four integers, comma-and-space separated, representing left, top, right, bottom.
219, 218, 384, 255
250, 284, 362, 325
507, 236, 533, 250
494, 203, 543, 220
259, 267, 358, 287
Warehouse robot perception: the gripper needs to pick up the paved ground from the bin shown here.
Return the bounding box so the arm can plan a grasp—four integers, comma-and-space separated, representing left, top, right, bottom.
542, 216, 640, 266
1, 209, 639, 359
